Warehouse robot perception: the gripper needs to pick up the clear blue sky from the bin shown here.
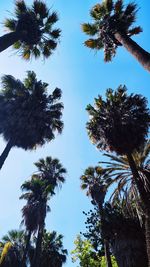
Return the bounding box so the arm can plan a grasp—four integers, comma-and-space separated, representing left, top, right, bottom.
0, 1, 150, 266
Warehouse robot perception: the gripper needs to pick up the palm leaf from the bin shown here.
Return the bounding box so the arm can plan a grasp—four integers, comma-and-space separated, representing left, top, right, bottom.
82, 23, 97, 36
84, 39, 103, 50
4, 19, 16, 31
15, 0, 27, 17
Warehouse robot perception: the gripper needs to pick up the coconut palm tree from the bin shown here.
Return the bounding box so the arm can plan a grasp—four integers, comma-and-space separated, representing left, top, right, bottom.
82, 0, 150, 72
20, 156, 66, 267
86, 85, 150, 265
80, 167, 113, 267
0, 71, 63, 169
40, 230, 68, 267
0, 0, 61, 60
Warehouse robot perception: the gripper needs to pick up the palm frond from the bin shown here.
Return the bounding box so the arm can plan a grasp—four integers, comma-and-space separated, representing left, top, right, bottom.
15, 0, 27, 17
4, 19, 16, 31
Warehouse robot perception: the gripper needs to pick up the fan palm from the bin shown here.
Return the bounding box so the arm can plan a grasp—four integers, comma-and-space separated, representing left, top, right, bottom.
20, 178, 48, 267
0, 71, 63, 169
20, 156, 66, 267
80, 167, 113, 267
82, 0, 150, 72
0, 230, 26, 267
86, 86, 150, 265
0, 0, 61, 60
40, 230, 68, 267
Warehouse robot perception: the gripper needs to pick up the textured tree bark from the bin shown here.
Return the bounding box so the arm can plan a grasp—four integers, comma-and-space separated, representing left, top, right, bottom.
0, 32, 20, 53
127, 153, 150, 267
114, 32, 150, 72
0, 140, 13, 169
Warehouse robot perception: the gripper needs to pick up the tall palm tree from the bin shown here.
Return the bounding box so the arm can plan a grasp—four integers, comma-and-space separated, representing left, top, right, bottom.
82, 0, 150, 72
20, 156, 66, 267
20, 178, 48, 267
80, 167, 113, 267
40, 230, 68, 267
0, 71, 63, 169
0, 0, 61, 60
0, 230, 26, 267
86, 86, 150, 265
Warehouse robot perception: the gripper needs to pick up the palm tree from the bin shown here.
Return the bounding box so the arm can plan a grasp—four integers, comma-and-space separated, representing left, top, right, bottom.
80, 167, 113, 267
86, 86, 150, 265
0, 230, 26, 267
0, 71, 63, 169
20, 156, 66, 267
82, 0, 150, 72
99, 140, 150, 214
20, 178, 48, 267
83, 203, 148, 267
40, 230, 68, 267
0, 0, 61, 60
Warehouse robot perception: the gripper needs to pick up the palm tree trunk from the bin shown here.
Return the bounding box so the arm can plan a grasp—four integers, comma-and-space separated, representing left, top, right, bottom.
32, 220, 45, 267
0, 32, 20, 53
114, 32, 150, 72
22, 230, 32, 267
0, 140, 13, 169
98, 204, 112, 267
127, 153, 150, 267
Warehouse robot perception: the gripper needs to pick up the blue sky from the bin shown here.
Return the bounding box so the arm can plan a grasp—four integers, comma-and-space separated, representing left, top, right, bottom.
0, 0, 150, 266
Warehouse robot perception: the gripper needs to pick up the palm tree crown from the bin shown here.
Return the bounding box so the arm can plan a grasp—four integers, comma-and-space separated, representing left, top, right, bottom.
20, 156, 66, 232
80, 167, 107, 206
20, 157, 66, 266
0, 230, 26, 267
40, 230, 68, 267
82, 0, 142, 61
4, 0, 61, 59
0, 71, 63, 150
86, 85, 150, 155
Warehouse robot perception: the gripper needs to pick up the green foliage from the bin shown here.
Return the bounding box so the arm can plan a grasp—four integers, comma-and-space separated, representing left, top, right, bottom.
71, 235, 117, 267
71, 235, 101, 267
101, 256, 118, 267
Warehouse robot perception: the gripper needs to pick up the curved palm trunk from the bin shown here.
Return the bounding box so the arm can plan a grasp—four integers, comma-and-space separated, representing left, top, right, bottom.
114, 32, 150, 72
0, 32, 20, 53
22, 230, 32, 267
127, 153, 150, 267
0, 140, 13, 169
